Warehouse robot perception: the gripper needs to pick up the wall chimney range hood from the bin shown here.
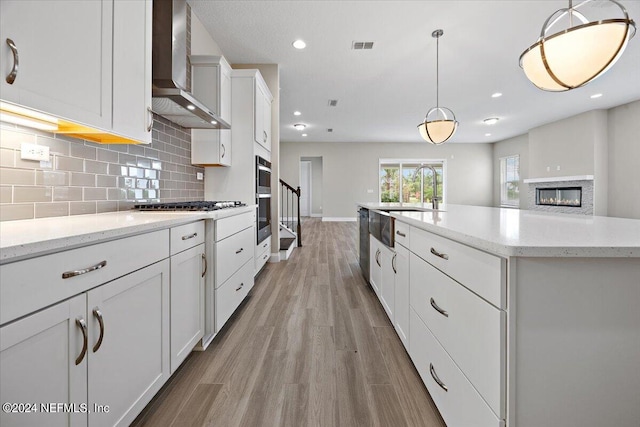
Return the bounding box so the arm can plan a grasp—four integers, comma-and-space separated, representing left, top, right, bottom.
152, 0, 229, 129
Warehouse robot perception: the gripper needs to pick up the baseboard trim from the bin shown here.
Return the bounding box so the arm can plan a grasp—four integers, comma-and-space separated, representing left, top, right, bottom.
310, 213, 323, 218
322, 217, 357, 222
269, 252, 280, 263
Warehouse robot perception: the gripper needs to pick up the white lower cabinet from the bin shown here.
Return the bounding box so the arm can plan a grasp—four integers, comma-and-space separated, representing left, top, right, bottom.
393, 242, 410, 349
369, 235, 382, 296
215, 259, 254, 329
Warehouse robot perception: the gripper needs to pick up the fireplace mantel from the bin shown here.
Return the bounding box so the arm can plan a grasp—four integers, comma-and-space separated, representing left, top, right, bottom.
523, 175, 594, 184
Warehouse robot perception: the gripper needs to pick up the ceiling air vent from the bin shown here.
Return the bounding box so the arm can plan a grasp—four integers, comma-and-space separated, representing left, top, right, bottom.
328, 99, 338, 107
352, 41, 374, 50
327, 128, 333, 133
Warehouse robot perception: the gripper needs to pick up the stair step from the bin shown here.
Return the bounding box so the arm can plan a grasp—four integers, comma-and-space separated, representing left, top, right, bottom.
280, 237, 296, 250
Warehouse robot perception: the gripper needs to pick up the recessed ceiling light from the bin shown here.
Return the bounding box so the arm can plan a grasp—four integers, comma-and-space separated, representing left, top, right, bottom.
294, 111, 301, 116
186, 105, 195, 110
491, 92, 503, 98
210, 120, 217, 125
485, 133, 492, 136
590, 93, 603, 99
302, 133, 307, 137
294, 123, 306, 130
484, 117, 500, 125
292, 39, 306, 49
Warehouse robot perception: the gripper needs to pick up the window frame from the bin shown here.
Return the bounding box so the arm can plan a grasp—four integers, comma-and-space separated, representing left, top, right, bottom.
378, 158, 447, 204
500, 154, 520, 208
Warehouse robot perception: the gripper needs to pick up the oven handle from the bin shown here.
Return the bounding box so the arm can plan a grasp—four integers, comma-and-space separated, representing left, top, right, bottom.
256, 193, 272, 198
257, 165, 271, 173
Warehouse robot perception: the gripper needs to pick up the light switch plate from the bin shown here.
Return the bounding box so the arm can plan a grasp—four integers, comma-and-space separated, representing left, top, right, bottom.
21, 143, 49, 161
196, 172, 204, 180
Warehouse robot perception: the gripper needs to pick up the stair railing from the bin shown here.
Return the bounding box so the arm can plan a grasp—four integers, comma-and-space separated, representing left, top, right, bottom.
279, 179, 302, 247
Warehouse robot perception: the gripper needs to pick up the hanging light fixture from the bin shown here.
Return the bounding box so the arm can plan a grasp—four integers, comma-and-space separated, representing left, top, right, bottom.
417, 29, 458, 145
520, 0, 636, 92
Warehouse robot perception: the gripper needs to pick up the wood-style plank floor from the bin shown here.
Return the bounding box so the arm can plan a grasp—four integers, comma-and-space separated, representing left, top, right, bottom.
132, 219, 446, 427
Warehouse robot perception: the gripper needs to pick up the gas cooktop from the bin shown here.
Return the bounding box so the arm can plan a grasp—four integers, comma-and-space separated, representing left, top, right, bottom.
134, 201, 245, 211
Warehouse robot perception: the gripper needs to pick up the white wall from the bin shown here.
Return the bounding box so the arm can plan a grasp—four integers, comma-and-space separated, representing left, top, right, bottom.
300, 156, 323, 216
492, 134, 529, 209
191, 12, 224, 55
281, 141, 493, 219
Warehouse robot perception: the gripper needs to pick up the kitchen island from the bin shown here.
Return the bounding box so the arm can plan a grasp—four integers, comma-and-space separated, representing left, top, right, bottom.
359, 202, 640, 427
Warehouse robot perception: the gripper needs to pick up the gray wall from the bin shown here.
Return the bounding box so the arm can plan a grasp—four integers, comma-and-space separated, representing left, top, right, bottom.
300, 156, 323, 216
281, 141, 493, 219
608, 100, 640, 219
492, 134, 529, 209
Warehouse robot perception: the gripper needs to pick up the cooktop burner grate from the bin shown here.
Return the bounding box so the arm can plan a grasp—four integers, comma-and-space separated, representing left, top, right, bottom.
134, 201, 245, 211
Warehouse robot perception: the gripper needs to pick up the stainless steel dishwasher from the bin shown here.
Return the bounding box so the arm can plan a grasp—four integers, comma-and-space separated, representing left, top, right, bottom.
358, 207, 370, 281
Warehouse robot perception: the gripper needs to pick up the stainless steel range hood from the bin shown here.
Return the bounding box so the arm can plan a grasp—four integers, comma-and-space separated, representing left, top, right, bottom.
152, 0, 229, 129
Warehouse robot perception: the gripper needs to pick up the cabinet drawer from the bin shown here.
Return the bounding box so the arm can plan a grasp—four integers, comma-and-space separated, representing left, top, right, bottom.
410, 226, 505, 308
394, 221, 410, 248
215, 210, 255, 241
170, 221, 205, 255
410, 253, 505, 417
1, 229, 169, 325
215, 226, 254, 287
215, 259, 253, 331
409, 308, 503, 427
255, 239, 271, 272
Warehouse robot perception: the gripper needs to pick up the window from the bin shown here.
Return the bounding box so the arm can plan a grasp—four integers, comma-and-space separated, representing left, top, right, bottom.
379, 160, 444, 204
500, 155, 520, 207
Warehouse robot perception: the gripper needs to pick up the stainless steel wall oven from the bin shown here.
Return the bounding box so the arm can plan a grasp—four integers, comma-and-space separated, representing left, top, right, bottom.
256, 156, 272, 244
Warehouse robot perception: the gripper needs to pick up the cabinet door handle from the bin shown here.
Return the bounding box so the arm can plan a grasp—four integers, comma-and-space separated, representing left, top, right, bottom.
182, 232, 197, 241
235, 248, 244, 254
430, 247, 449, 260
375, 249, 381, 267
221, 143, 226, 158
392, 252, 397, 274
202, 253, 207, 278
146, 107, 154, 132
430, 363, 448, 392
430, 297, 449, 317
396, 230, 406, 237
92, 308, 104, 353
236, 282, 244, 291
62, 260, 107, 279
75, 317, 88, 365
5, 38, 18, 84
263, 130, 267, 143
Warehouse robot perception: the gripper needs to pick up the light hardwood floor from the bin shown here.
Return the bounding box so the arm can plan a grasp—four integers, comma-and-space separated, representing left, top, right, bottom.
132, 219, 446, 427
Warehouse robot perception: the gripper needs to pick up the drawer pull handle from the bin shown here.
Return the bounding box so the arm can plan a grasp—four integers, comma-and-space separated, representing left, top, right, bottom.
92, 308, 104, 353
202, 253, 207, 278
375, 249, 381, 267
430, 363, 448, 392
182, 232, 198, 240
236, 283, 244, 291
263, 254, 268, 260
430, 247, 449, 260
62, 260, 107, 279
6, 38, 18, 84
396, 230, 406, 237
75, 317, 88, 365
146, 107, 153, 132
392, 252, 397, 274
263, 242, 268, 248
236, 248, 244, 254
430, 297, 449, 317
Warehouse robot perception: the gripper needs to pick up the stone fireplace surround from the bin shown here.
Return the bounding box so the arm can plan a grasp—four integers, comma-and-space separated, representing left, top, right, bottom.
524, 175, 594, 215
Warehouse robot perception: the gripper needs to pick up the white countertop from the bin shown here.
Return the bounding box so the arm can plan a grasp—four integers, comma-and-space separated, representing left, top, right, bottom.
359, 203, 640, 258
0, 206, 256, 264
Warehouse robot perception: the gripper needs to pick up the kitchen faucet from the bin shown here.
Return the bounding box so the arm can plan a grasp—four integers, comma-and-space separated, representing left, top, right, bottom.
414, 165, 440, 209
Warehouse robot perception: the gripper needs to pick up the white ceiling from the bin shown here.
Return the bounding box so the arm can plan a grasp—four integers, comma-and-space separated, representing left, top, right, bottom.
189, 0, 640, 144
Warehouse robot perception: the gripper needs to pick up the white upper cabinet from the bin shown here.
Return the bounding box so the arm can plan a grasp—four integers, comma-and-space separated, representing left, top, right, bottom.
254, 75, 273, 152
0, 0, 152, 144
0, 0, 113, 129
191, 55, 232, 166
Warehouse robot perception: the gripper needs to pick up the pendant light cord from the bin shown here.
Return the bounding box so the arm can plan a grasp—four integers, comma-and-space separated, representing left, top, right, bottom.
436, 34, 439, 109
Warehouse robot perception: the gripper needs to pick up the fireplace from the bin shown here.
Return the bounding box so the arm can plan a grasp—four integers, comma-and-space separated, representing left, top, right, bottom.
536, 187, 582, 207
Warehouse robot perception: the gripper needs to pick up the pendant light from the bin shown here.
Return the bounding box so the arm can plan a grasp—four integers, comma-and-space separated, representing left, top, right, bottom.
520, 0, 636, 92
417, 29, 458, 145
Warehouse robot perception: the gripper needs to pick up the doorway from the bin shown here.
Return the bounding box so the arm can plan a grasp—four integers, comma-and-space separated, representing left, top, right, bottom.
300, 156, 323, 218
299, 161, 311, 217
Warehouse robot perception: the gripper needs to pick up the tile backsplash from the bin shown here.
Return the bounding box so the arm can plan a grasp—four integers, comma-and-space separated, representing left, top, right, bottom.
0, 114, 204, 221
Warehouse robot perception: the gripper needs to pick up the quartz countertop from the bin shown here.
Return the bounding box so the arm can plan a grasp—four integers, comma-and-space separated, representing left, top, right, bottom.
358, 203, 640, 258
0, 206, 256, 264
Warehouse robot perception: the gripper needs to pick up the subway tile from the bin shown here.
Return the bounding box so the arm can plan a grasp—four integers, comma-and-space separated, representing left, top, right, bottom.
108, 163, 127, 176
70, 143, 96, 160
35, 202, 69, 219
136, 179, 148, 189
128, 144, 145, 156
14, 186, 52, 203
70, 172, 95, 187
0, 168, 35, 185
151, 161, 162, 170
158, 132, 171, 143
0, 128, 36, 150
144, 189, 157, 199
84, 187, 107, 201
136, 157, 151, 169
0, 148, 15, 167
36, 170, 69, 186
97, 201, 118, 213
70, 201, 96, 215
83, 141, 104, 149
119, 153, 137, 166
129, 167, 144, 178
150, 180, 160, 189
152, 129, 159, 140
127, 189, 143, 200
117, 200, 136, 211
53, 187, 83, 202
14, 153, 43, 169
0, 203, 34, 221
107, 144, 128, 153
85, 160, 108, 174
144, 169, 157, 179
108, 188, 126, 201
37, 135, 69, 156
96, 148, 119, 163
96, 175, 116, 188
0, 186, 12, 203
55, 156, 84, 172
120, 177, 135, 188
